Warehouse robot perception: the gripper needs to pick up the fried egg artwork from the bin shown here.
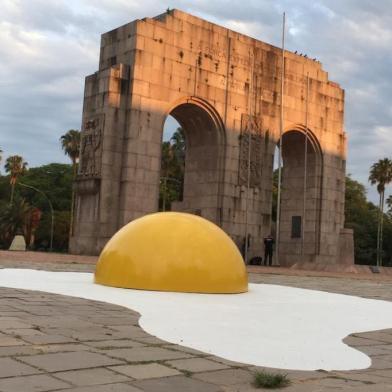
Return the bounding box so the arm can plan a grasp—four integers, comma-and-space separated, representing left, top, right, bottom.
1, 268, 392, 371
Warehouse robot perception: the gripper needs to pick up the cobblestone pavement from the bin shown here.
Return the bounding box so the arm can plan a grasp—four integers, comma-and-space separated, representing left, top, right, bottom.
0, 252, 96, 273
0, 258, 392, 390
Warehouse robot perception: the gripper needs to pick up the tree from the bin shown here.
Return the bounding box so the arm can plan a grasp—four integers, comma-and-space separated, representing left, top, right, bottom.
19, 164, 73, 251
4, 155, 28, 203
60, 129, 80, 241
35, 210, 70, 252
0, 196, 33, 248
345, 175, 378, 264
345, 175, 368, 223
20, 164, 72, 211
169, 127, 185, 185
60, 130, 81, 176
0, 163, 73, 251
159, 128, 185, 211
369, 158, 392, 266
170, 127, 186, 162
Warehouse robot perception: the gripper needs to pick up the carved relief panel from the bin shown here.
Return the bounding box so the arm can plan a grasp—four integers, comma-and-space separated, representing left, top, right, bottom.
238, 114, 263, 187
79, 114, 104, 177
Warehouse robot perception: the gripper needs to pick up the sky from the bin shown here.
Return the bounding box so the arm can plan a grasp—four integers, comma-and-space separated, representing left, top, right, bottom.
1, 0, 391, 204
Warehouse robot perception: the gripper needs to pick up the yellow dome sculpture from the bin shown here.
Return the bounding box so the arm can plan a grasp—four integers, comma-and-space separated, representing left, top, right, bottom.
95, 212, 248, 294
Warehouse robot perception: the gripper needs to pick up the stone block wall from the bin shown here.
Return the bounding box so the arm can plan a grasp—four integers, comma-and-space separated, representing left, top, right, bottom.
70, 9, 352, 266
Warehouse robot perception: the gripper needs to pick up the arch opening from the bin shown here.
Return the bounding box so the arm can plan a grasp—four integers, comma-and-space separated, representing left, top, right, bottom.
159, 100, 225, 224
160, 115, 185, 211
274, 129, 323, 265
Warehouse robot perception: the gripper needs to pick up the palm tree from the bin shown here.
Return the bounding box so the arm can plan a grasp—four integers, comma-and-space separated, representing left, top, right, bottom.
170, 127, 185, 161
159, 128, 186, 211
60, 130, 81, 178
369, 158, 392, 266
4, 155, 28, 204
60, 129, 81, 239
169, 127, 185, 196
0, 196, 33, 248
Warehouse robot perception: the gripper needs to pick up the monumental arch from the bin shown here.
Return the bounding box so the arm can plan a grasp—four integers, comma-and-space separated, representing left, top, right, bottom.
70, 9, 353, 266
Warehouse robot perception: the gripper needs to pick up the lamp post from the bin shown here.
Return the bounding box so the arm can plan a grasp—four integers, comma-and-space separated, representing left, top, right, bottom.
19, 182, 54, 252
275, 12, 286, 266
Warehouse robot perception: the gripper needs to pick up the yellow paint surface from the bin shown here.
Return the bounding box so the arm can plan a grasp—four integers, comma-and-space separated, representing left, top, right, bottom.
95, 212, 248, 294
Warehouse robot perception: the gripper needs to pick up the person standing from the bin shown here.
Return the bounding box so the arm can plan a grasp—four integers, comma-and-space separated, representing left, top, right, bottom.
264, 234, 274, 266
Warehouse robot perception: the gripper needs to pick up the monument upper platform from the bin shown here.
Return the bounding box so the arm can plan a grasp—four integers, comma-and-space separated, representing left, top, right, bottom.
98, 9, 340, 91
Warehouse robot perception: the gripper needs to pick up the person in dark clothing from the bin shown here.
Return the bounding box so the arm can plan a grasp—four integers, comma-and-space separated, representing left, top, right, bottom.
264, 234, 274, 266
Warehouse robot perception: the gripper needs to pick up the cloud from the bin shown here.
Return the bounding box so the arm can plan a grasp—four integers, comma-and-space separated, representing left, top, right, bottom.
1, 0, 391, 203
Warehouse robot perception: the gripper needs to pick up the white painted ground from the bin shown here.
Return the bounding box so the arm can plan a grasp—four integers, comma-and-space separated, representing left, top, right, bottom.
1, 268, 392, 371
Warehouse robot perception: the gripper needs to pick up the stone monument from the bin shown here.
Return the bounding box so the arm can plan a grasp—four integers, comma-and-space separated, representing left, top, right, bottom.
70, 9, 353, 266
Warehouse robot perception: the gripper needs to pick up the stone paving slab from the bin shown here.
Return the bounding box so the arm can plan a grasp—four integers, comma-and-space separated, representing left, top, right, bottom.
332, 370, 390, 384
103, 347, 193, 362
343, 384, 392, 391
21, 334, 78, 345
32, 343, 94, 354
0, 357, 42, 378
57, 383, 143, 392
55, 368, 131, 386
0, 251, 97, 265
248, 272, 392, 301
110, 363, 181, 379
132, 375, 222, 392
0, 335, 26, 347
0, 346, 40, 357
134, 337, 174, 346
166, 357, 230, 372
161, 344, 208, 356
84, 339, 145, 349
0, 319, 34, 329
206, 355, 250, 368
193, 368, 255, 387
18, 351, 125, 372
248, 265, 392, 281
0, 374, 71, 392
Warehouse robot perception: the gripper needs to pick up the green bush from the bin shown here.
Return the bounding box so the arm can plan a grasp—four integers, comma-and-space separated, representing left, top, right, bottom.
253, 371, 291, 389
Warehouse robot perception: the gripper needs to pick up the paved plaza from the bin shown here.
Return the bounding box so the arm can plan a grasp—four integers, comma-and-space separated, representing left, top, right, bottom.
0, 253, 392, 391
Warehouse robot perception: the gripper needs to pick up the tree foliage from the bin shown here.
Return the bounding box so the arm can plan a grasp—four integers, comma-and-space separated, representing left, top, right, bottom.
368, 158, 392, 266
60, 129, 81, 240
34, 210, 70, 251
0, 163, 73, 251
345, 175, 392, 265
19, 164, 72, 211
60, 129, 81, 170
0, 196, 33, 248
369, 158, 392, 194
4, 155, 28, 202
4, 155, 28, 182
345, 176, 378, 264
159, 127, 185, 211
